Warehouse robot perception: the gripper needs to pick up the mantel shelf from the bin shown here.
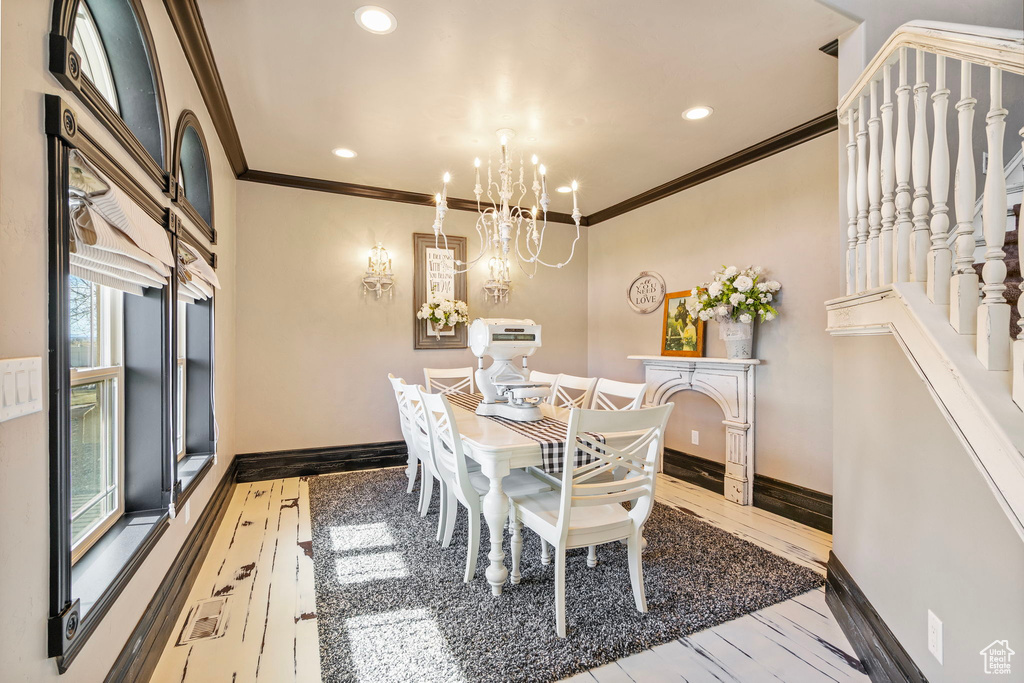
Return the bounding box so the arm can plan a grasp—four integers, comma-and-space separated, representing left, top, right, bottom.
628, 355, 761, 366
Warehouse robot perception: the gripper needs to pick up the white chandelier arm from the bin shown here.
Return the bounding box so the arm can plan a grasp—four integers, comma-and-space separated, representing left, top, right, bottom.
525, 215, 583, 269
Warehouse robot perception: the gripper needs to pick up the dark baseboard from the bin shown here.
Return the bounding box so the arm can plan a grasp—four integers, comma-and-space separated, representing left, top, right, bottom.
826, 552, 926, 683
234, 440, 408, 482
662, 448, 833, 533
107, 457, 238, 682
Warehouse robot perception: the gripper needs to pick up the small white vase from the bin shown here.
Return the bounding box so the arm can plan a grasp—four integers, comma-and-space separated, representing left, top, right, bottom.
719, 319, 754, 359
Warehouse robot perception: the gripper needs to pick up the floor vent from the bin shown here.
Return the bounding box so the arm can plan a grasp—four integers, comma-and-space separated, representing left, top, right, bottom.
178, 597, 229, 645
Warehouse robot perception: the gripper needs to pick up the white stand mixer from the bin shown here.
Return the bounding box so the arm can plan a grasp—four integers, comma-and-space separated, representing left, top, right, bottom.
468, 318, 551, 422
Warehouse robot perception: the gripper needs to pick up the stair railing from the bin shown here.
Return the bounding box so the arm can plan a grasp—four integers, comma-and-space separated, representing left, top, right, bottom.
839, 21, 1024, 373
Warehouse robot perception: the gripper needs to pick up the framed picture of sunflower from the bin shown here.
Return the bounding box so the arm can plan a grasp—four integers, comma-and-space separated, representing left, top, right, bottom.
661, 289, 705, 357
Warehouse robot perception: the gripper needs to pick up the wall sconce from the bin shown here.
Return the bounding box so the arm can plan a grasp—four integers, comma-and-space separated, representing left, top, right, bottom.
483, 255, 510, 303
362, 242, 394, 299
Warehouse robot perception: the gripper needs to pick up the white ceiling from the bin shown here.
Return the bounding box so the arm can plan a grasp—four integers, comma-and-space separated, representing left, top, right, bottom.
199, 0, 854, 213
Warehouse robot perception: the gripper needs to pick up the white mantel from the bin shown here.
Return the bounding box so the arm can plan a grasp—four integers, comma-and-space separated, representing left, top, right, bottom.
629, 355, 760, 505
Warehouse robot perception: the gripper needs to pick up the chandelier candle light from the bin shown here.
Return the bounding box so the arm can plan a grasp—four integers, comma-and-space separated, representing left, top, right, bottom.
430, 129, 583, 298
362, 242, 394, 298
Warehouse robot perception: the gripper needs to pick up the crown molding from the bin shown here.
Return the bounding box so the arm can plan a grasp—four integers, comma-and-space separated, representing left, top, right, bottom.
819, 39, 840, 57
586, 111, 838, 225
238, 169, 587, 226
163, 0, 248, 176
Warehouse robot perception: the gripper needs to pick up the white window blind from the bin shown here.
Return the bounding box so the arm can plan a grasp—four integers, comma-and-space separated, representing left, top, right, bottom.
177, 241, 221, 303
68, 151, 174, 295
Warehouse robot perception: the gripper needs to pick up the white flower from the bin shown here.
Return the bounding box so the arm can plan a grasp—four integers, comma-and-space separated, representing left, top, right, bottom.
729, 292, 745, 306
708, 281, 723, 297
734, 275, 754, 292
698, 310, 711, 321
765, 293, 773, 302
768, 280, 781, 292
764, 311, 776, 321
715, 305, 730, 319
723, 266, 738, 278
746, 297, 754, 304
757, 282, 770, 292
739, 313, 753, 324
753, 266, 764, 275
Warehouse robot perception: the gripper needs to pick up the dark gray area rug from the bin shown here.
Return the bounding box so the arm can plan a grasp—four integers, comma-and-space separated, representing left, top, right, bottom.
308, 468, 823, 683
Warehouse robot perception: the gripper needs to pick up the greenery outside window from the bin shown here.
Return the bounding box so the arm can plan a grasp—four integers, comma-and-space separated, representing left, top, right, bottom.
69, 276, 124, 563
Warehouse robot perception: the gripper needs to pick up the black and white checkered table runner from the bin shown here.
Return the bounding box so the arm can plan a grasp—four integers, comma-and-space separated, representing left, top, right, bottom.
444, 392, 603, 474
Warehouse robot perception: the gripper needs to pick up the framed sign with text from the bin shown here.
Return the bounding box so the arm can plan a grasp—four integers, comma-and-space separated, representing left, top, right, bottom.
627, 271, 666, 314
413, 232, 468, 349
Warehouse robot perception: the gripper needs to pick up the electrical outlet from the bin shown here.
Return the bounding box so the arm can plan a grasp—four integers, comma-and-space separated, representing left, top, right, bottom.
928, 610, 943, 664
184, 500, 191, 524
691, 430, 699, 446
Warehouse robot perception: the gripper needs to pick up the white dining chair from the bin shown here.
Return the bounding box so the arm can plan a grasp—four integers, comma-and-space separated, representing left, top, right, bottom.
508, 403, 674, 637
387, 374, 419, 494
591, 378, 648, 411
550, 374, 597, 410
419, 390, 550, 582
399, 383, 446, 540
528, 370, 560, 404
423, 367, 475, 395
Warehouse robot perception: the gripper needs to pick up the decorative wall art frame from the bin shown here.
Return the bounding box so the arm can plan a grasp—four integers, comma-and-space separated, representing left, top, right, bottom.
627, 271, 666, 313
661, 289, 705, 357
413, 232, 468, 349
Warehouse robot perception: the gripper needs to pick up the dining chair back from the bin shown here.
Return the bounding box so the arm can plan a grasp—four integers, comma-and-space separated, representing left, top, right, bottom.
388, 374, 418, 493
419, 391, 478, 509
557, 404, 673, 539
591, 378, 648, 410
398, 383, 443, 524
423, 366, 476, 395
550, 374, 597, 410
528, 370, 560, 404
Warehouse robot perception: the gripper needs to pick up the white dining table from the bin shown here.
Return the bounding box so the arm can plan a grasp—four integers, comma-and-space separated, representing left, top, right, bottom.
449, 400, 638, 597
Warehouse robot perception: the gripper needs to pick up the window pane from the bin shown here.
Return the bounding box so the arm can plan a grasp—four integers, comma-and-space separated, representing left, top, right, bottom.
71, 379, 118, 547
72, 2, 120, 113
69, 276, 99, 368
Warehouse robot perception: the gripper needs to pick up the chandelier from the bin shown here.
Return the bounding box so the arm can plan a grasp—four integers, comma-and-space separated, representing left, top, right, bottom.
430, 129, 582, 295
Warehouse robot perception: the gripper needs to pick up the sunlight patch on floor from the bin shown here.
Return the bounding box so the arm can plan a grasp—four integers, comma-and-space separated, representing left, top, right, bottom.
345, 608, 464, 682
329, 522, 396, 551
334, 551, 408, 585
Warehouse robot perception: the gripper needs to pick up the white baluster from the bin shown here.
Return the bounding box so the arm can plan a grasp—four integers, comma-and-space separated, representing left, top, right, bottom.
880, 63, 895, 286
868, 80, 882, 289
894, 48, 913, 282
1013, 126, 1024, 409
950, 61, 978, 334
911, 49, 931, 282
927, 55, 951, 304
857, 96, 869, 292
846, 111, 858, 295
976, 67, 1009, 370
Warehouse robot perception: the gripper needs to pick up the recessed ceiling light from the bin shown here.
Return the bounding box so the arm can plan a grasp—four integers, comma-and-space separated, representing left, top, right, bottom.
333, 147, 357, 158
556, 186, 572, 193
355, 6, 396, 34
682, 106, 713, 121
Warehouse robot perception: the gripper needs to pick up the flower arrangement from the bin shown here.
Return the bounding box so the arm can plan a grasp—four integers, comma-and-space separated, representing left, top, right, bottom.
416, 293, 470, 337
687, 265, 781, 324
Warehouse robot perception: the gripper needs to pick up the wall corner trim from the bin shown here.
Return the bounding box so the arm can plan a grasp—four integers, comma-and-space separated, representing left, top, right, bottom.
825, 551, 927, 683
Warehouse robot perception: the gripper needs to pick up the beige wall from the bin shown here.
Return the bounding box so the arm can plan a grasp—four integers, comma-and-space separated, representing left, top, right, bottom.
233, 182, 589, 454
587, 134, 840, 493
0, 0, 238, 680
833, 334, 1024, 682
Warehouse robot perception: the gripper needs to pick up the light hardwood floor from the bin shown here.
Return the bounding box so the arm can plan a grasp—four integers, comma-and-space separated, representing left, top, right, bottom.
151, 470, 867, 683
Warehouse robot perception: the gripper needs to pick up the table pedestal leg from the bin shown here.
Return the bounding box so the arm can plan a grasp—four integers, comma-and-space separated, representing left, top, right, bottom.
481, 465, 510, 596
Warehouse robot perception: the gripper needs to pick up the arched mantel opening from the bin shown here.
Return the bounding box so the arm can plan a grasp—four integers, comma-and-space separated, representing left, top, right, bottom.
631, 355, 759, 505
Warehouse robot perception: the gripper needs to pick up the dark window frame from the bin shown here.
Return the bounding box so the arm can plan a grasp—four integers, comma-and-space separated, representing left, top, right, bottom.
171, 110, 216, 243
50, 0, 171, 193
45, 96, 218, 673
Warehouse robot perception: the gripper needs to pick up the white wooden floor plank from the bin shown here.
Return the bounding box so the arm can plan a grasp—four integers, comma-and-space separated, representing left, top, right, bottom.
589, 662, 637, 683
558, 672, 600, 683
709, 613, 845, 682
615, 648, 685, 682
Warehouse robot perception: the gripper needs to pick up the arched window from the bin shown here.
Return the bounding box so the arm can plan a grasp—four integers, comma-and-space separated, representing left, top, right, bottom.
173, 111, 215, 240
53, 0, 169, 186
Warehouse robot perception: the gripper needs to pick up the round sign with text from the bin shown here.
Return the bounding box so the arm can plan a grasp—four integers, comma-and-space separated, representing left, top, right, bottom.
627, 271, 666, 314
